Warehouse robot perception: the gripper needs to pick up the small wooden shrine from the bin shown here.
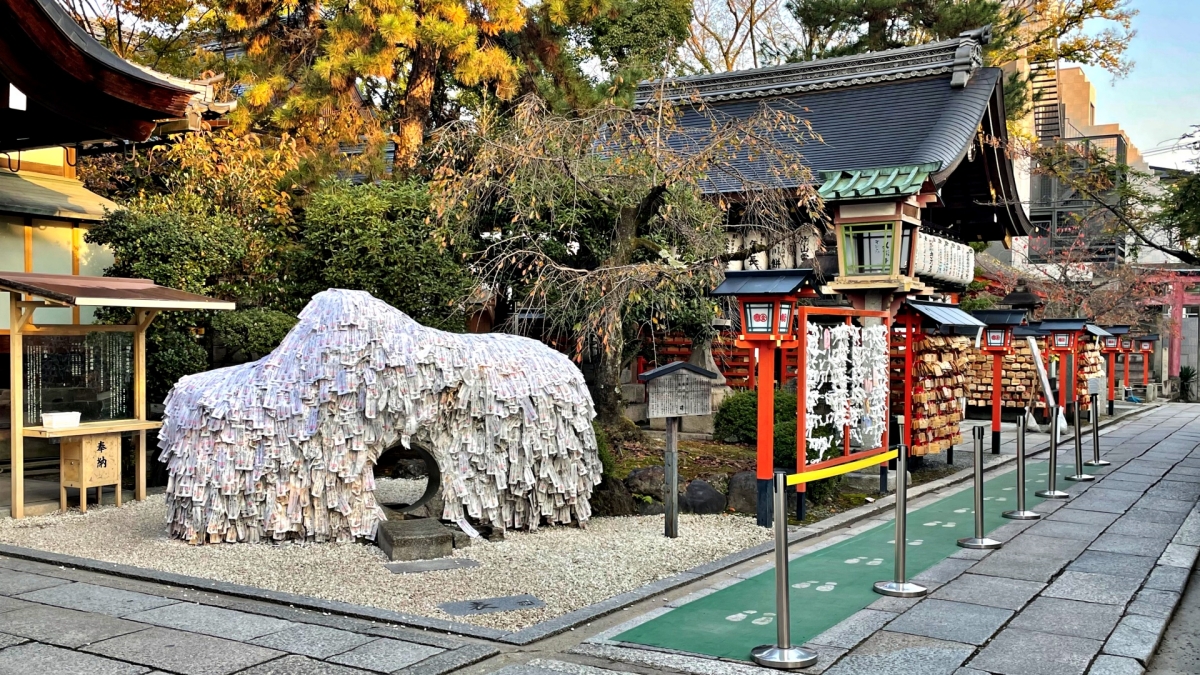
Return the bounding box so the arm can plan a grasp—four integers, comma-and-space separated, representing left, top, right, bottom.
2, 272, 232, 517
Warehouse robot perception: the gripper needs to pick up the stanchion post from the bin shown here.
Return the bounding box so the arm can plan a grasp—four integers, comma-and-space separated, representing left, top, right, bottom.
1065, 401, 1095, 482
1036, 406, 1070, 499
959, 426, 1003, 549
873, 445, 927, 598
751, 471, 818, 670
1085, 393, 1110, 467
1003, 409, 1040, 520
664, 417, 680, 537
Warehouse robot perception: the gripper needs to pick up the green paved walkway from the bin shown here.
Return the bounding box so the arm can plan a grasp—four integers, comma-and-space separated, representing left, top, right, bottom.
614, 460, 1093, 660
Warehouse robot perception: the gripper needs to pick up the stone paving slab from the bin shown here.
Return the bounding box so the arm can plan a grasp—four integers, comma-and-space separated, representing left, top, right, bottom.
0, 597, 29, 615
248, 622, 378, 658
1089, 655, 1146, 675
1009, 596, 1123, 641
1135, 497, 1194, 513
124, 601, 294, 641
883, 599, 1012, 646
1067, 551, 1157, 579
236, 655, 375, 674
929, 573, 1044, 611
326, 637, 444, 673
1159, 543, 1199, 568
1024, 519, 1107, 541
1127, 588, 1182, 620
1107, 519, 1182, 540
83, 626, 284, 675
1144, 564, 1190, 593
809, 609, 896, 650
17, 582, 178, 617
1042, 570, 1143, 605
1045, 508, 1121, 527
1089, 533, 1170, 557
1121, 507, 1189, 525
1104, 614, 1168, 662
1066, 490, 1141, 514
966, 627, 1102, 675
0, 603, 147, 648
967, 550, 1072, 583
822, 630, 973, 675
0, 570, 70, 596
0, 641, 149, 675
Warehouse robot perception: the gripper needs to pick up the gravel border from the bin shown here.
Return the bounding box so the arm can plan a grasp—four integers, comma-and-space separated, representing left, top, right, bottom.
0, 403, 1158, 647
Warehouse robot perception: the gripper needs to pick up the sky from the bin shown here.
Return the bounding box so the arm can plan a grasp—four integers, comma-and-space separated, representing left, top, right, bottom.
1080, 0, 1200, 170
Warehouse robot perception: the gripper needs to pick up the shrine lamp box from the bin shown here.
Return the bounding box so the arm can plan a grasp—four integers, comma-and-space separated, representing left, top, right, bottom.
60, 433, 121, 491
639, 362, 719, 419
1088, 376, 1108, 396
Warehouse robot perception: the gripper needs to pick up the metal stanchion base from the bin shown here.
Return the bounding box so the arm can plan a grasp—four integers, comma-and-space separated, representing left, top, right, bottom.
1084, 459, 1112, 467
1003, 509, 1042, 520
750, 645, 819, 670
958, 536, 1003, 550
1064, 474, 1096, 482
873, 580, 928, 598
1035, 489, 1071, 499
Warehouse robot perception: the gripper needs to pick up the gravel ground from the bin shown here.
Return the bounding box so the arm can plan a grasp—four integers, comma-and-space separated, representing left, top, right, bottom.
0, 497, 770, 631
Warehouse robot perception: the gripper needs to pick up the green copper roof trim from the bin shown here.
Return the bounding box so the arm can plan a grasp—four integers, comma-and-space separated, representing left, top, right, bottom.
818, 162, 941, 201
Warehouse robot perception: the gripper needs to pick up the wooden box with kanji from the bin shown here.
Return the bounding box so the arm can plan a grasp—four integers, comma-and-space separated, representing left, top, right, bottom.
60, 433, 121, 512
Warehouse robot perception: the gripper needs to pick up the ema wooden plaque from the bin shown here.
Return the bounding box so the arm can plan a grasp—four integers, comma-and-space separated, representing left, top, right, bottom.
646, 371, 712, 419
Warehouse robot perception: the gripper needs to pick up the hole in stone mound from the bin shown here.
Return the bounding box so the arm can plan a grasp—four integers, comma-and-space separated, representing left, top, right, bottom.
374, 444, 440, 513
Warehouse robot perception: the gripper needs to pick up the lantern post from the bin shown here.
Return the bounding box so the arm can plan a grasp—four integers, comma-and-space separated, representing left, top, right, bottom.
972, 311, 1026, 455
1120, 337, 1135, 394
1101, 326, 1129, 416
711, 270, 810, 527
1139, 336, 1159, 388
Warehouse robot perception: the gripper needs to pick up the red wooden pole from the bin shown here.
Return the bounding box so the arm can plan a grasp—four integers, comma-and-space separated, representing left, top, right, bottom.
756, 346, 776, 481
991, 350, 1003, 454
904, 315, 915, 451
1123, 350, 1131, 391
1107, 351, 1116, 415
1143, 350, 1150, 387
796, 310, 808, 501
748, 347, 757, 390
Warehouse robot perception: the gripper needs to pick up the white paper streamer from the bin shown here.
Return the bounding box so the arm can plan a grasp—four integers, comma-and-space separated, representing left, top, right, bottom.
158, 289, 603, 544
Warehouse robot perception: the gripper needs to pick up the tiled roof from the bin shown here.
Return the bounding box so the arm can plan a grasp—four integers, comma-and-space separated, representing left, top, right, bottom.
818, 163, 939, 200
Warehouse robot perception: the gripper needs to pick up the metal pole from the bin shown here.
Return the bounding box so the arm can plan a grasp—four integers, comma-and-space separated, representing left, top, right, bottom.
665, 417, 680, 538
1085, 393, 1110, 467
1003, 409, 1040, 520
1036, 406, 1070, 499
751, 471, 818, 670
959, 426, 1003, 548
874, 445, 927, 598
1065, 401, 1094, 482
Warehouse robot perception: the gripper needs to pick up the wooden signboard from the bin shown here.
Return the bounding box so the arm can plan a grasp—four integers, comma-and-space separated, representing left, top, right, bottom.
60, 432, 122, 512
647, 370, 713, 419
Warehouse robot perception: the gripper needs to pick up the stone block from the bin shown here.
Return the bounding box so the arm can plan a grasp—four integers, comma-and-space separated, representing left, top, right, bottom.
824, 630, 973, 675
680, 414, 714, 434
1067, 551, 1156, 580
912, 559, 975, 586
1135, 497, 1194, 513
1122, 507, 1188, 526
620, 383, 645, 404
967, 627, 1101, 675
1145, 565, 1190, 593
1173, 512, 1200, 545
1089, 534, 1168, 558
0, 570, 70, 596
726, 471, 757, 515
375, 517, 454, 562
885, 599, 1012, 646
1025, 519, 1106, 542
1107, 519, 1181, 540
1089, 655, 1145, 675
0, 597, 30, 615
249, 624, 377, 659
1009, 597, 1122, 641
125, 603, 293, 642
1127, 589, 1181, 619
1103, 615, 1167, 662
1159, 543, 1199, 568
327, 638, 443, 672
809, 609, 896, 650
930, 574, 1044, 611
1043, 571, 1141, 605
16, 582, 177, 617
681, 479, 726, 514
235, 655, 374, 675
0, 604, 146, 648
969, 551, 1070, 583
1001, 533, 1089, 559
83, 627, 283, 675
0, 642, 148, 675
1147, 481, 1200, 502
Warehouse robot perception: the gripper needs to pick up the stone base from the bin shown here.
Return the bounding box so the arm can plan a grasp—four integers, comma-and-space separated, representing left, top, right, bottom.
649, 414, 714, 434
844, 469, 910, 494
376, 514, 454, 561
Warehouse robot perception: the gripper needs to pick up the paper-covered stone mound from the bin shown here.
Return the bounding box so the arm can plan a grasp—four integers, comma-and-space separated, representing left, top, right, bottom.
158, 289, 602, 544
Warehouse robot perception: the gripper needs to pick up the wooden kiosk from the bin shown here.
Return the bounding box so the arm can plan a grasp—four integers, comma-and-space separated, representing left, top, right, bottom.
2, 272, 233, 518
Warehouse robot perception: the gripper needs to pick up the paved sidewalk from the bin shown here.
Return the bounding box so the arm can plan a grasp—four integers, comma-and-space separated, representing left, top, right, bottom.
1146, 566, 1200, 673
578, 404, 1200, 675
0, 556, 499, 674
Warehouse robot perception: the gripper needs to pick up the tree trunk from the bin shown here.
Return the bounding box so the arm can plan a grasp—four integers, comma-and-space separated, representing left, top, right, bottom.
591, 205, 642, 428
395, 42, 440, 172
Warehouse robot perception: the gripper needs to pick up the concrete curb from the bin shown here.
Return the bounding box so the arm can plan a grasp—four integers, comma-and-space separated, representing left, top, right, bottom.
0, 403, 1159, 648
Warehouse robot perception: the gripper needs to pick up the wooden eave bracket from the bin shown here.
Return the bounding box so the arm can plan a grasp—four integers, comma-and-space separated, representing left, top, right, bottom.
135, 309, 161, 331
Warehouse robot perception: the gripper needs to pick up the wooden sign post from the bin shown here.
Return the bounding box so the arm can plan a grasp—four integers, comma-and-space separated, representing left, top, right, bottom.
639, 362, 718, 538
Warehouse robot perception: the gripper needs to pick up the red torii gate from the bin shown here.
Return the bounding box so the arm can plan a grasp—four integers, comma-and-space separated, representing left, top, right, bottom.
1143, 271, 1200, 379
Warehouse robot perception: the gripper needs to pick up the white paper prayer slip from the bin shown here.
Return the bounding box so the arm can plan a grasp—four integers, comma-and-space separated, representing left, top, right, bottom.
158, 289, 603, 544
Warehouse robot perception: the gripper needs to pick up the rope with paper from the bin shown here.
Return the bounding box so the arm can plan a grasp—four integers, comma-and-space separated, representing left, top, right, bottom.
158, 289, 603, 544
